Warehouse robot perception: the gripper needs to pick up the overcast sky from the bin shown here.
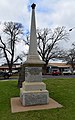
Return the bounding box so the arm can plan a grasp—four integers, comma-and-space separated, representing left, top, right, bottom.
0, 0, 75, 63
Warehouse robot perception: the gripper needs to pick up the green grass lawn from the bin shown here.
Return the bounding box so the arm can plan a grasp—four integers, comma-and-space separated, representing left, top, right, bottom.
0, 78, 75, 120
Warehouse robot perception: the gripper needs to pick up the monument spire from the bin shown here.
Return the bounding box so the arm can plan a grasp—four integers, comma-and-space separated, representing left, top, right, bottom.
25, 3, 45, 65
29, 3, 37, 55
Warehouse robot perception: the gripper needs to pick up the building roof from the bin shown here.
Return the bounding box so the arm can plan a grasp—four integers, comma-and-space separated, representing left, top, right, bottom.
48, 63, 71, 68
0, 63, 21, 70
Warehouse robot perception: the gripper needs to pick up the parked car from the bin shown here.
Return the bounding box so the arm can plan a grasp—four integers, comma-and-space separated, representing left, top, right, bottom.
0, 71, 11, 79
52, 69, 61, 75
73, 70, 75, 75
62, 69, 72, 75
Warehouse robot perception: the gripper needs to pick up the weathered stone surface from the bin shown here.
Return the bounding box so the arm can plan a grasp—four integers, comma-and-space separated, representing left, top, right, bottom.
20, 88, 49, 106
22, 81, 46, 91
25, 67, 42, 82
20, 3, 49, 106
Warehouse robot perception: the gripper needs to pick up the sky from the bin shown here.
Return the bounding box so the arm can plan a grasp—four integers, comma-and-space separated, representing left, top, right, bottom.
0, 0, 75, 63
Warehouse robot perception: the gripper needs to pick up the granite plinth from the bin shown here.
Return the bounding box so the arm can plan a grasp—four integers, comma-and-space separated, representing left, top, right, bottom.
20, 88, 49, 106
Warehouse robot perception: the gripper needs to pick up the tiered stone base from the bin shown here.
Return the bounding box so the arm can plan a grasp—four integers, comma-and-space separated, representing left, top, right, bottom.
20, 81, 49, 106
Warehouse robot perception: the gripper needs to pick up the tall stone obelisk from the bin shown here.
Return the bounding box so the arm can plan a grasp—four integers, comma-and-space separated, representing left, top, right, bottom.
26, 3, 44, 65
20, 3, 49, 106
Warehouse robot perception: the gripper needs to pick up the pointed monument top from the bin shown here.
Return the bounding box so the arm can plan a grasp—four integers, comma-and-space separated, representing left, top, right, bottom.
31, 3, 36, 9
25, 3, 45, 66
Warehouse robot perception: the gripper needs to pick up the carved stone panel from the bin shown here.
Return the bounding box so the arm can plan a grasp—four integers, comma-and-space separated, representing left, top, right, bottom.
25, 67, 42, 82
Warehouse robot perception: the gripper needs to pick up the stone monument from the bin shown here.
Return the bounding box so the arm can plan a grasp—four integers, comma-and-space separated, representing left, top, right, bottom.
20, 3, 49, 106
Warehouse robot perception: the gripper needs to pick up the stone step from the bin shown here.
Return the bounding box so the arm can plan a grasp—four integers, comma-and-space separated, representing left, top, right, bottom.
22, 81, 46, 91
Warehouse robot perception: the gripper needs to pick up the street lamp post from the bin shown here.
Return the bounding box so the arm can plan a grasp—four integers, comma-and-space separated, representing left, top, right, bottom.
69, 27, 75, 31
69, 27, 75, 72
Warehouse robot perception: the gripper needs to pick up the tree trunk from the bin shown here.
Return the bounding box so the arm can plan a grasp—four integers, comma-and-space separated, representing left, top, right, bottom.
8, 64, 13, 73
71, 60, 74, 72
42, 63, 48, 75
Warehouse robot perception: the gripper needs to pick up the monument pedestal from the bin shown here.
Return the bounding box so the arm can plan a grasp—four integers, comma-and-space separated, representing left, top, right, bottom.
20, 67, 49, 106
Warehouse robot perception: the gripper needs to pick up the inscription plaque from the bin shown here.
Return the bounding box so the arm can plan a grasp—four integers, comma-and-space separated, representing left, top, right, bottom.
25, 67, 42, 82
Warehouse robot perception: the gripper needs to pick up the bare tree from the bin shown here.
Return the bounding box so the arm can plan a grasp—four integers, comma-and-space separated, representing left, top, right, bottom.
37, 27, 69, 74
17, 26, 69, 87
61, 43, 75, 71
0, 22, 24, 72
